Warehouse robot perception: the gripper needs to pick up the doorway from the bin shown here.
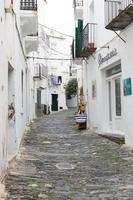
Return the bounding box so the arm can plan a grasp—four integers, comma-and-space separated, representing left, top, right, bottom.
37, 89, 41, 109
106, 64, 122, 132
107, 76, 122, 131
8, 63, 16, 157
51, 94, 58, 111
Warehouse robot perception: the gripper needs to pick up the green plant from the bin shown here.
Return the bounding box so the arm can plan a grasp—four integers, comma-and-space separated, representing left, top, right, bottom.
65, 78, 78, 99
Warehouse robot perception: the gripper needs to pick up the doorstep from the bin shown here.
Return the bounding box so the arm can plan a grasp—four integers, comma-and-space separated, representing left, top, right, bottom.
99, 132, 125, 145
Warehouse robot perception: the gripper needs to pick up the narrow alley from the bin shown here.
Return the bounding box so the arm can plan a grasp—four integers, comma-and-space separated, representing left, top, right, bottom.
4, 110, 133, 200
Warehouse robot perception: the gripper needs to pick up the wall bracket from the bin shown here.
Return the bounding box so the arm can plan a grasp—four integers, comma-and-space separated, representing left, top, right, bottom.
113, 30, 126, 43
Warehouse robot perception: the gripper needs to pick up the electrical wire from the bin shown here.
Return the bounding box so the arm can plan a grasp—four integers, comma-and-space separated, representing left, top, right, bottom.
39, 31, 72, 56
39, 23, 74, 38
39, 37, 71, 56
11, 13, 73, 61
27, 56, 72, 61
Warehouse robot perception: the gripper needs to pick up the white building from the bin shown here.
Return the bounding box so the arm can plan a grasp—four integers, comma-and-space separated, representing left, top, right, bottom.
47, 32, 72, 112
26, 0, 74, 115
0, 0, 38, 180
28, 14, 72, 114
27, 27, 49, 116
73, 0, 133, 147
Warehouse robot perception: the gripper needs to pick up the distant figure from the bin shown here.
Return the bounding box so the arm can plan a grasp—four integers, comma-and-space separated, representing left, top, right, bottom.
48, 106, 50, 115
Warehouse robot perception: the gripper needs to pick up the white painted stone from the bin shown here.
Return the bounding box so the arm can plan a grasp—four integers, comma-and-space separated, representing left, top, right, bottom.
56, 163, 75, 170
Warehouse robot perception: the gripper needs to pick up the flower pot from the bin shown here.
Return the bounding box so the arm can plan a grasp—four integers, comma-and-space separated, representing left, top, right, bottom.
88, 42, 95, 49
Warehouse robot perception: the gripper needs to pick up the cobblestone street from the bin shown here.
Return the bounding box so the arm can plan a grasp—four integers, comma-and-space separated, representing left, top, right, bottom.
4, 110, 133, 199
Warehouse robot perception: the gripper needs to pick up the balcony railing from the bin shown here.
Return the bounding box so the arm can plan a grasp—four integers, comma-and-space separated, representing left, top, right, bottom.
33, 64, 48, 79
81, 23, 97, 57
73, 0, 83, 7
105, 0, 133, 30
20, 0, 37, 11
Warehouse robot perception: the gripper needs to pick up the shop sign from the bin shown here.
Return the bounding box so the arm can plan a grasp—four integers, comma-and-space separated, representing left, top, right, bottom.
123, 78, 132, 96
98, 48, 117, 65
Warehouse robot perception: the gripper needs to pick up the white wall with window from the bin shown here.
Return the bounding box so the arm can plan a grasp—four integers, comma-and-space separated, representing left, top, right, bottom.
84, 27, 133, 147
0, 0, 31, 179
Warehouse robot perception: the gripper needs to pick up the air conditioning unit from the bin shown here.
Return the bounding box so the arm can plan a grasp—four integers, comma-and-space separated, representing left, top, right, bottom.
5, 0, 13, 12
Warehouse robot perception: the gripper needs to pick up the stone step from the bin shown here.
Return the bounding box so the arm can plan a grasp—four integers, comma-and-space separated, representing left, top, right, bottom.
99, 133, 125, 145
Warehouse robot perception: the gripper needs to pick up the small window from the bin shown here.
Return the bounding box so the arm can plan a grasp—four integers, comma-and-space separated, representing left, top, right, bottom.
21, 70, 24, 107
115, 78, 121, 116
106, 64, 121, 77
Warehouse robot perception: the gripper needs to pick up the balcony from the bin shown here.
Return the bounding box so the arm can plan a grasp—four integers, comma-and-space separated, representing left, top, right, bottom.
20, 0, 37, 11
73, 0, 83, 7
20, 0, 38, 37
81, 23, 97, 57
73, 0, 83, 20
105, 0, 133, 31
24, 35, 38, 54
33, 64, 48, 80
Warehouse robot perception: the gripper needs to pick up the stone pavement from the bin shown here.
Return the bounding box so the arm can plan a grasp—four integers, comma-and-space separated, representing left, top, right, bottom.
3, 110, 133, 199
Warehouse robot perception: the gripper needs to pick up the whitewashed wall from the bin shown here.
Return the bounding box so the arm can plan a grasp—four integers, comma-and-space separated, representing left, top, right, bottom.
0, 1, 8, 179
0, 0, 38, 179
47, 33, 72, 112
82, 0, 133, 147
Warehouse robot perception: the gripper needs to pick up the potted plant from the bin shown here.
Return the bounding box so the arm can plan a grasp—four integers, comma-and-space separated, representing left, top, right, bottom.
88, 42, 95, 49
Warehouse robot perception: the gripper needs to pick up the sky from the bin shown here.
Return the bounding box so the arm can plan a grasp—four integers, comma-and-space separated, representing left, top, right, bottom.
39, 0, 75, 36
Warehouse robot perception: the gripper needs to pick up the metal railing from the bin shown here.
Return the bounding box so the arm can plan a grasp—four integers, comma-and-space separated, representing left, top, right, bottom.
105, 0, 133, 26
20, 0, 37, 10
82, 23, 96, 50
73, 0, 83, 7
122, 0, 133, 8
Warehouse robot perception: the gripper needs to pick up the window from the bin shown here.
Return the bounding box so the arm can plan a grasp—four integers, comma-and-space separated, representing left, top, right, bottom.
108, 81, 112, 121
21, 70, 24, 107
106, 64, 121, 78
115, 78, 121, 116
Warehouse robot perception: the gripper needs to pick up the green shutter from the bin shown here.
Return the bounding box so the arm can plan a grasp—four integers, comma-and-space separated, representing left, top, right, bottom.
78, 19, 83, 33
75, 19, 83, 58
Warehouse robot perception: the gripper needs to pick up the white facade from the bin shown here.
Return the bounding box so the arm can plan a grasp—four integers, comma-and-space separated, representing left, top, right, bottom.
27, 3, 73, 115
74, 0, 133, 147
29, 29, 49, 116
46, 32, 72, 112
0, 0, 39, 180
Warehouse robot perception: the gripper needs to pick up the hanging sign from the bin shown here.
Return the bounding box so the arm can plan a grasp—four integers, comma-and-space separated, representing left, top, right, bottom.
98, 48, 117, 65
123, 78, 132, 96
